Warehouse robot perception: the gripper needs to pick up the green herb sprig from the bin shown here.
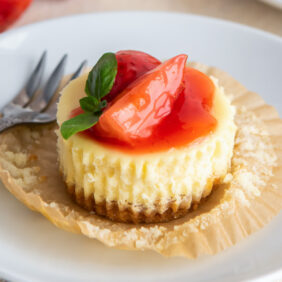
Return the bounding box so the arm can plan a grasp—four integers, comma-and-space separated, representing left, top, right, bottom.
60, 53, 117, 139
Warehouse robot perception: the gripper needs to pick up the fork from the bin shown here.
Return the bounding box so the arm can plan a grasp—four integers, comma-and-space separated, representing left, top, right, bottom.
0, 51, 87, 133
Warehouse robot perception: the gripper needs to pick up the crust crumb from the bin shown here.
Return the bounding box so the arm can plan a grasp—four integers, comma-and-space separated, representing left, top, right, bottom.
39, 175, 47, 183
34, 166, 40, 173
28, 154, 38, 162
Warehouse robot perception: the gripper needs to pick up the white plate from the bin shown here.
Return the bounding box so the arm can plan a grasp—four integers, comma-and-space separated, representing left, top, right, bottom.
0, 12, 282, 282
260, 0, 282, 9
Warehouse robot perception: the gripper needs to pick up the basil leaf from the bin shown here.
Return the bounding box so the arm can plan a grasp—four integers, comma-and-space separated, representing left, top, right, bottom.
99, 99, 107, 110
79, 96, 99, 112
61, 112, 100, 140
61, 52, 116, 140
85, 52, 117, 100
80, 96, 107, 114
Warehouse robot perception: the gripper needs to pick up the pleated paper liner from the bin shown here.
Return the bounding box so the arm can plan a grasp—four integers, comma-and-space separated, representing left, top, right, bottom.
0, 62, 282, 258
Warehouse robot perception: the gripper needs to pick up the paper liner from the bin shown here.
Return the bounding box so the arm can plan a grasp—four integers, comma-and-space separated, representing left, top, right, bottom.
0, 62, 282, 258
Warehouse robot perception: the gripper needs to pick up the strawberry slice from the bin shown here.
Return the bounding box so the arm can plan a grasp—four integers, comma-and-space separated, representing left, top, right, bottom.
183, 67, 215, 110
105, 50, 161, 102
94, 54, 188, 145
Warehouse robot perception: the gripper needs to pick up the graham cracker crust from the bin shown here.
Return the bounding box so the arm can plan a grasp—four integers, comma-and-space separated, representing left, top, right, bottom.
66, 180, 220, 224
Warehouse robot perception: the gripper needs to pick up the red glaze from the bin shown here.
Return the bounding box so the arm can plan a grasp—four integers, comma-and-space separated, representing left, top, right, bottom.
150, 67, 217, 151
94, 54, 187, 145
0, 0, 32, 32
105, 50, 161, 102
71, 57, 217, 153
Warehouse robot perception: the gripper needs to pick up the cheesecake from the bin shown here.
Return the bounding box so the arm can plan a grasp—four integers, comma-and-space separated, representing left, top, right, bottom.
57, 51, 237, 223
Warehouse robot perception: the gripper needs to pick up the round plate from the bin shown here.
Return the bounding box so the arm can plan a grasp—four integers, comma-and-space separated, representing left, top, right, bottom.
0, 12, 282, 282
260, 0, 282, 9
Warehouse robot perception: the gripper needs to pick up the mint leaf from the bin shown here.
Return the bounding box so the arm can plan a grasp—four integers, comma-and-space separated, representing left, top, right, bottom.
80, 96, 99, 112
85, 52, 117, 99
98, 100, 107, 110
60, 112, 100, 140
61, 52, 117, 140
80, 97, 107, 113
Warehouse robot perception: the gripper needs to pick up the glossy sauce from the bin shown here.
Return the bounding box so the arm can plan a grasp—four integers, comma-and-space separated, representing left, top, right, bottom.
71, 67, 217, 153
95, 54, 187, 145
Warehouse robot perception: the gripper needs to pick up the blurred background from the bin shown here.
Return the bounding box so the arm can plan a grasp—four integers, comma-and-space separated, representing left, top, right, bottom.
0, 0, 282, 36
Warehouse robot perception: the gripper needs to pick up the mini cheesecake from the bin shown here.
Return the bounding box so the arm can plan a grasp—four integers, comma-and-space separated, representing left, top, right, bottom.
57, 52, 236, 223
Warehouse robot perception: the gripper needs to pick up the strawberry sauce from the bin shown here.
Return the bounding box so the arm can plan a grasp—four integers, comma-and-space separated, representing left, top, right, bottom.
71, 67, 217, 153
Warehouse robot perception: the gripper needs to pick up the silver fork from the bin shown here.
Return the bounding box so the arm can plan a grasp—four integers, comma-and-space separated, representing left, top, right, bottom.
0, 51, 87, 133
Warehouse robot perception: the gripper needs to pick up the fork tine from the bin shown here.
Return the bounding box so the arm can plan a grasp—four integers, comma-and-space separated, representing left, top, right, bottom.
69, 60, 87, 81
27, 54, 68, 112
12, 51, 47, 106
45, 60, 88, 117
